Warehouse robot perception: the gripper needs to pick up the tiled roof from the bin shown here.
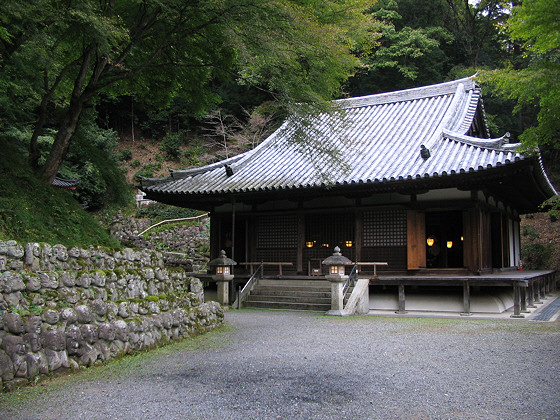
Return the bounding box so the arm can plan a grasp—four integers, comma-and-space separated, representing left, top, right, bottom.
143, 77, 555, 201
52, 177, 79, 189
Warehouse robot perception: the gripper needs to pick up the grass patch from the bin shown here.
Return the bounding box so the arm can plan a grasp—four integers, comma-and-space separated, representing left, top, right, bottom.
318, 312, 560, 334
0, 323, 233, 408
0, 136, 121, 248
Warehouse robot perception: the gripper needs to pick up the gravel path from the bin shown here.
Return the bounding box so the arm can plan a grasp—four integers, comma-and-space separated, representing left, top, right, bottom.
1, 310, 559, 420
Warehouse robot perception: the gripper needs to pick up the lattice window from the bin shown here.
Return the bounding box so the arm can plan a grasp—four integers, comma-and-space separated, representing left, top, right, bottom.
305, 213, 354, 249
257, 215, 298, 249
363, 210, 407, 247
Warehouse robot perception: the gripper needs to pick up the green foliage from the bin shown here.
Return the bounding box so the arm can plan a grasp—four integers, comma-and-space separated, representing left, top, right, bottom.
57, 112, 133, 210
366, 1, 452, 82
541, 195, 560, 222
0, 135, 121, 247
117, 148, 133, 162
507, 0, 560, 54
522, 243, 553, 270
521, 221, 555, 269
182, 138, 208, 166
1, 0, 379, 181
134, 163, 162, 181
160, 131, 186, 161
136, 203, 202, 222
522, 225, 540, 242
479, 0, 560, 149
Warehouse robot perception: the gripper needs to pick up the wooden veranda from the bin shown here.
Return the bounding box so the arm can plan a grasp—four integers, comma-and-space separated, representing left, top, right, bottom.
373, 270, 557, 317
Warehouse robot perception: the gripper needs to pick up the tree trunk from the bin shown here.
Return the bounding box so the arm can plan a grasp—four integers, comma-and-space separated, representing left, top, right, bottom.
28, 100, 48, 170
39, 45, 97, 184
39, 102, 85, 184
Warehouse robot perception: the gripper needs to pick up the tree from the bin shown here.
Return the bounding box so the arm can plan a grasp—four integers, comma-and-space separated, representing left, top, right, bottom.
479, 0, 560, 149
442, 0, 511, 68
0, 0, 376, 184
345, 0, 453, 95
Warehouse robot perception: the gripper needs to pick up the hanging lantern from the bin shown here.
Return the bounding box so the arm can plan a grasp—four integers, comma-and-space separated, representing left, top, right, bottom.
447, 241, 453, 249
426, 237, 435, 247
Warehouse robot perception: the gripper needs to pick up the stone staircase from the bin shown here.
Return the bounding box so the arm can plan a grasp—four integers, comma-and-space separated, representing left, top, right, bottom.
242, 278, 333, 311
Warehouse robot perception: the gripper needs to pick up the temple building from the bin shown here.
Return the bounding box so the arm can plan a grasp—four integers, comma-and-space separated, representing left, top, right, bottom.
142, 77, 556, 282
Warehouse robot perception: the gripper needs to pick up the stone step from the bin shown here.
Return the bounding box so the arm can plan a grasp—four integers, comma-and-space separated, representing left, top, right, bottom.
244, 279, 331, 312
242, 300, 331, 312
250, 288, 331, 298
246, 294, 331, 304
241, 277, 337, 311
258, 278, 330, 287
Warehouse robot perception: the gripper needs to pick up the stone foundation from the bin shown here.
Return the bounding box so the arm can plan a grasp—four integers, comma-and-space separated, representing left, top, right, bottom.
0, 240, 223, 392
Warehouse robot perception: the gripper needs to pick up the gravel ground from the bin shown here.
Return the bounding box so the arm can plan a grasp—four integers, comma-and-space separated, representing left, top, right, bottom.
1, 310, 559, 420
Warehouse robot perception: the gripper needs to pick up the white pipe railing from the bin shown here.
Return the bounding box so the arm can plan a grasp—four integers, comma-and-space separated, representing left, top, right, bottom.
138, 212, 209, 236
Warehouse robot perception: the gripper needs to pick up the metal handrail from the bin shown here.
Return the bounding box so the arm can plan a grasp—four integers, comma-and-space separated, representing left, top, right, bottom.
237, 263, 264, 309
138, 212, 209, 236
343, 263, 359, 299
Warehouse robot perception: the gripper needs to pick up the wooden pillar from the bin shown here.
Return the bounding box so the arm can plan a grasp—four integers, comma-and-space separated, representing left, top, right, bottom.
209, 214, 221, 259
461, 280, 471, 316
355, 210, 363, 265
520, 286, 528, 313
527, 280, 535, 308
464, 207, 483, 273
407, 210, 425, 270
511, 282, 524, 318
396, 282, 407, 314
535, 278, 543, 304
297, 212, 305, 273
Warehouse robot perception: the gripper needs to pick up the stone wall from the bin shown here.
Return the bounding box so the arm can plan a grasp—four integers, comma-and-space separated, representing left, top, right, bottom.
109, 212, 210, 272
0, 240, 223, 392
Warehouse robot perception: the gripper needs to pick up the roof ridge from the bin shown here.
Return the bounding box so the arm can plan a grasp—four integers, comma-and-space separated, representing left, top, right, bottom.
337, 77, 476, 109
169, 153, 246, 179
442, 129, 521, 151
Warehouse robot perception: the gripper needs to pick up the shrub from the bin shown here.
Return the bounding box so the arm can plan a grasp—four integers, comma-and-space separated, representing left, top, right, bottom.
133, 162, 162, 181
522, 243, 553, 270
160, 131, 186, 161
117, 148, 133, 162
136, 203, 202, 222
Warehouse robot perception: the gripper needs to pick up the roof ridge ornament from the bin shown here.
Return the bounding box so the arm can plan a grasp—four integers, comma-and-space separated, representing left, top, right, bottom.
442, 128, 520, 151
420, 145, 431, 160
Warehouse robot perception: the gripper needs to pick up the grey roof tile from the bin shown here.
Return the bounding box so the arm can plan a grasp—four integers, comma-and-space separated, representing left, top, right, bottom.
144, 76, 555, 198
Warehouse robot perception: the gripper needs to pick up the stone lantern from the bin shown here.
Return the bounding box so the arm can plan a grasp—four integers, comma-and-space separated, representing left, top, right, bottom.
322, 246, 352, 313
208, 250, 237, 306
